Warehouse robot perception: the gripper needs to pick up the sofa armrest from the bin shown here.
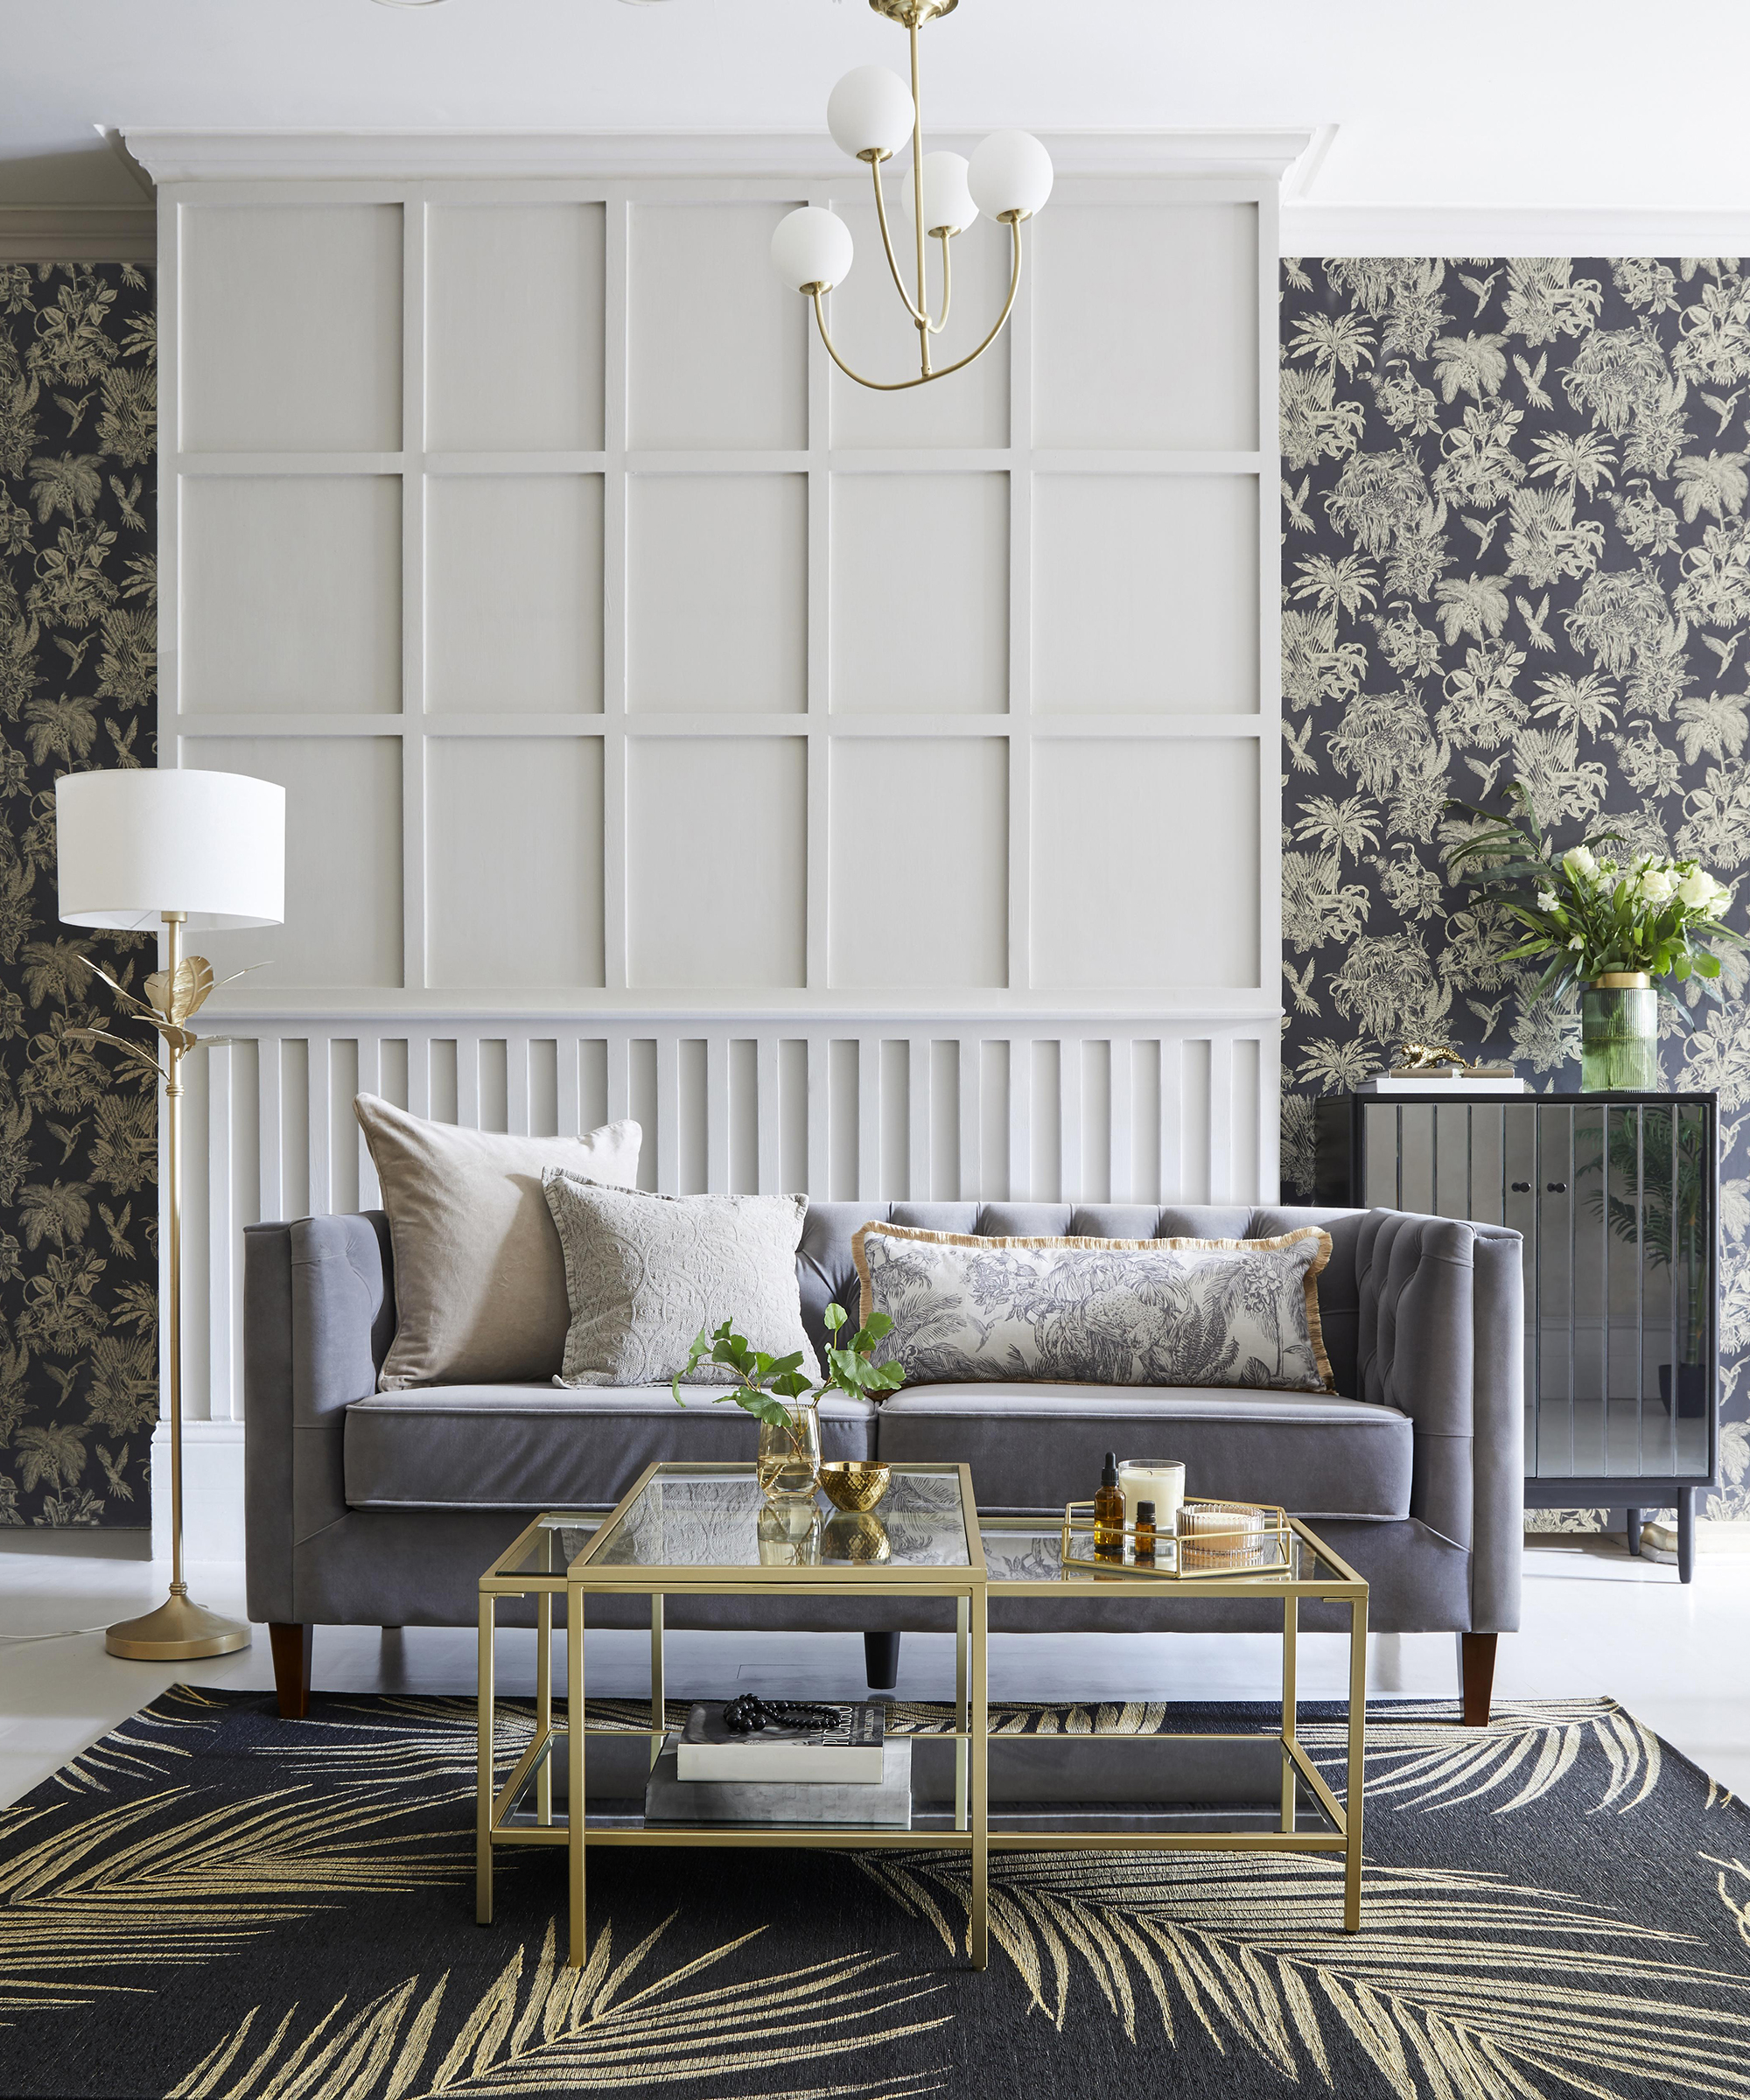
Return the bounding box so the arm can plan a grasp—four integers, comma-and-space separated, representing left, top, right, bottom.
1354, 1209, 1523, 1634
244, 1211, 395, 1625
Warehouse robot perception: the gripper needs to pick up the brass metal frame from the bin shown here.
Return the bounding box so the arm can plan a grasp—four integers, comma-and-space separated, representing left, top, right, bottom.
475, 1474, 1368, 1970
802, 4, 1028, 391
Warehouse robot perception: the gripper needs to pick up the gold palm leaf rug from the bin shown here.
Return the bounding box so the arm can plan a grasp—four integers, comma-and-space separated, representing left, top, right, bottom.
3, 1685, 1749, 2100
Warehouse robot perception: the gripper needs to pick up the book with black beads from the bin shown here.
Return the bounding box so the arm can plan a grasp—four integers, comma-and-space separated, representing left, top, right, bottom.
676, 1700, 886, 1783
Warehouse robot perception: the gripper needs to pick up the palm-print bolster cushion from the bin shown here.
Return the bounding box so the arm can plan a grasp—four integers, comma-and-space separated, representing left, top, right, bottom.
852, 1224, 1336, 1393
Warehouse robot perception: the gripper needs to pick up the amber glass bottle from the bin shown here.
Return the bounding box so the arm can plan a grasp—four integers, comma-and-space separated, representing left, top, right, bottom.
1094, 1452, 1125, 1561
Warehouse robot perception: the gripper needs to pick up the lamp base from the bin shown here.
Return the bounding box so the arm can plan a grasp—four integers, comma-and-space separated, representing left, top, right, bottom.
106, 1591, 253, 1661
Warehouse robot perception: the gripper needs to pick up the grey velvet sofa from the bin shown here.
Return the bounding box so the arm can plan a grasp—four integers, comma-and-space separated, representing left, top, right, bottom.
244, 1200, 1524, 1725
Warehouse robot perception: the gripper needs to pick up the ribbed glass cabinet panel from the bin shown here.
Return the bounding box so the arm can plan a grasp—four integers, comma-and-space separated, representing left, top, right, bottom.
1354, 1096, 1714, 1487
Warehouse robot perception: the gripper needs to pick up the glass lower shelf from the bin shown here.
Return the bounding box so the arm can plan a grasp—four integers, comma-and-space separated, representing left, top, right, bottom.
498, 1730, 1337, 1839
500, 1801, 1339, 1838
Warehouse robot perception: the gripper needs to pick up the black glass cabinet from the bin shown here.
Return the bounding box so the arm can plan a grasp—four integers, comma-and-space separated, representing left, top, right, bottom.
1314, 1091, 1718, 1583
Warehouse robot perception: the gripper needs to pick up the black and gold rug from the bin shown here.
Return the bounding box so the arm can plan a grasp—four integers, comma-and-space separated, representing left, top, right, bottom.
4, 1687, 1748, 2099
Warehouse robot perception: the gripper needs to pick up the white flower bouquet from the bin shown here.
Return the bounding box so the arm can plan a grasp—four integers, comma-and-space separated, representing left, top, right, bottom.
1446, 783, 1741, 1010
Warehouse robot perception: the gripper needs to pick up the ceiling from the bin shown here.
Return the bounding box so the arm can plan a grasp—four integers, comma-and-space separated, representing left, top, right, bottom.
1, 0, 1746, 219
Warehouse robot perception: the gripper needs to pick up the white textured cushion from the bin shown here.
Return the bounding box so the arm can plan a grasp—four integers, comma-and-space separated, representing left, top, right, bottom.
355, 1093, 641, 1390
542, 1175, 821, 1388
852, 1223, 1335, 1392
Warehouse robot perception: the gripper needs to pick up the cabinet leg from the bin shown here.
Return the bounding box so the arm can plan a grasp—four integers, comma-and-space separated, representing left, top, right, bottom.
864, 1631, 900, 1690
1460, 1632, 1496, 1727
1678, 1488, 1697, 1585
269, 1623, 312, 1719
1625, 1508, 1642, 1557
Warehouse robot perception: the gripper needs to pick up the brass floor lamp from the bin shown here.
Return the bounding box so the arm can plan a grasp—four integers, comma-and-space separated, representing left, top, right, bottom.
56, 768, 285, 1660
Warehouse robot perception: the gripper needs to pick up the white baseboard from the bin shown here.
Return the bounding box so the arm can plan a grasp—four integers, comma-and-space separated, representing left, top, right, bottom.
150, 1421, 247, 1564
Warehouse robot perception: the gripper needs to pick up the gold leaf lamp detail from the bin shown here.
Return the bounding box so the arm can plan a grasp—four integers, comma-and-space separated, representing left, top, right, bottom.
57, 768, 285, 1661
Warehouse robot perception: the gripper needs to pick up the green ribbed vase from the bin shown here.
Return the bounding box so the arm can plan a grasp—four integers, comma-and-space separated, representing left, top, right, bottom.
1579, 975, 1658, 1092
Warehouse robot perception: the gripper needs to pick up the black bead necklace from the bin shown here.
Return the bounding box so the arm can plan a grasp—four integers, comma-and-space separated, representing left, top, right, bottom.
720, 1693, 842, 1735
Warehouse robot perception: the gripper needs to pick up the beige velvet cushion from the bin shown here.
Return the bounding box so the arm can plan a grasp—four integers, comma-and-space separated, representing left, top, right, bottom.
355, 1093, 642, 1390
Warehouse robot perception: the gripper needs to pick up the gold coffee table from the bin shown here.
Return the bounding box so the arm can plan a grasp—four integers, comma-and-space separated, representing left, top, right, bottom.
477, 1461, 990, 1970
476, 1465, 1368, 1970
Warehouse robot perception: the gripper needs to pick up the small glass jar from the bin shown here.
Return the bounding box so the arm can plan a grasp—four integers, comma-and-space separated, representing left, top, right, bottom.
755, 1401, 822, 1502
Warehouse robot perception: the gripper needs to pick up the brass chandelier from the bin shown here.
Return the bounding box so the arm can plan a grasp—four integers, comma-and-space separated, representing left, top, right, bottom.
769, 0, 1053, 391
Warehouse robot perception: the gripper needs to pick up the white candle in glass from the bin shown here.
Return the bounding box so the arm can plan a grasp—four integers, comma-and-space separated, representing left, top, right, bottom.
1118, 1460, 1185, 1531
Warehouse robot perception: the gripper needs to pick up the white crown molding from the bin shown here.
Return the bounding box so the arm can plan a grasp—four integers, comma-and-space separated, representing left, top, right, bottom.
124, 127, 1316, 186
0, 206, 157, 262
1282, 203, 1750, 257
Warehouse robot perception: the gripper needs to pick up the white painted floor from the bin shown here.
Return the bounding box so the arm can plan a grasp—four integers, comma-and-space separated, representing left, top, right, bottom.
4, 1535, 1749, 1810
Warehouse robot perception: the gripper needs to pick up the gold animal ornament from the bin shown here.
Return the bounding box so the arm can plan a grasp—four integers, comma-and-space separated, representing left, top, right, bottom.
1393, 1041, 1473, 1073
1389, 1041, 1516, 1080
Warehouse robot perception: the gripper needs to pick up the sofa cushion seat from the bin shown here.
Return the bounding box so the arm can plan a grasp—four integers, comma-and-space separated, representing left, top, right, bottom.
872, 1383, 1413, 1521
344, 1384, 878, 1512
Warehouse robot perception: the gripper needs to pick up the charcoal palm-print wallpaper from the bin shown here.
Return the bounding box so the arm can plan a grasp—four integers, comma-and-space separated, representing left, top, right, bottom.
1278, 256, 1750, 1522
0, 262, 158, 1529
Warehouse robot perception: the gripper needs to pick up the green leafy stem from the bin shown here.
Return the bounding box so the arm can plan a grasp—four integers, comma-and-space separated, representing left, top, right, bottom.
670, 1303, 905, 1451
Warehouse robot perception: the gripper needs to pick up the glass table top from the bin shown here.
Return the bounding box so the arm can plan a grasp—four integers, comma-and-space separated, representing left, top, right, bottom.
488, 1468, 1360, 1592
494, 1463, 976, 1579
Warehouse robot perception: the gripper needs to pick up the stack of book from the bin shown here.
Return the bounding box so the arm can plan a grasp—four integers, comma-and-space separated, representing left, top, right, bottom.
644, 1701, 912, 1827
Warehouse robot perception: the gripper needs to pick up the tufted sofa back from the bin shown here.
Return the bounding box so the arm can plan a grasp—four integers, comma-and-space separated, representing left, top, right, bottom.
798, 1201, 1370, 1399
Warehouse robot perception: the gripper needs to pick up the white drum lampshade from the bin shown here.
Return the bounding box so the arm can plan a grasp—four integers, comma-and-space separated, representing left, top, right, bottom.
56, 768, 285, 932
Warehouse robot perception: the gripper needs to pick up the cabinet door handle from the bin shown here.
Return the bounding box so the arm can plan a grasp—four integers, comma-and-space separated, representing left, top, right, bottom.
1546, 1180, 1567, 1194
1510, 1181, 1531, 1193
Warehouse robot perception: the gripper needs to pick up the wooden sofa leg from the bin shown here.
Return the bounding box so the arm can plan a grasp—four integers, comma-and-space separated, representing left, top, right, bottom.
270, 1623, 312, 1719
1460, 1632, 1496, 1726
864, 1631, 900, 1690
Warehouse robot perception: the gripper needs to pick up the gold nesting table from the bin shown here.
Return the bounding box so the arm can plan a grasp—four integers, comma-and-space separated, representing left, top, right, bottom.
477, 1461, 1368, 1969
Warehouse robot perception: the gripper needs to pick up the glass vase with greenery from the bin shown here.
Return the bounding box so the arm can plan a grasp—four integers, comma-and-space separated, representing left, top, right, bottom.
671, 1304, 904, 1501
1446, 782, 1742, 1089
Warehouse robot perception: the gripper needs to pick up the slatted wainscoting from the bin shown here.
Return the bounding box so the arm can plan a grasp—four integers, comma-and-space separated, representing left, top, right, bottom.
178, 1016, 1277, 1420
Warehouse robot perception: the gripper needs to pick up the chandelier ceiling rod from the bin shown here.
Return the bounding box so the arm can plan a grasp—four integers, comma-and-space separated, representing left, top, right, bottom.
768, 0, 1053, 393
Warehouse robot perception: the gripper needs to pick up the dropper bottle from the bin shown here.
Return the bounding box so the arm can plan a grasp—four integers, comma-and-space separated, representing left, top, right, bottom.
1094, 1451, 1125, 1561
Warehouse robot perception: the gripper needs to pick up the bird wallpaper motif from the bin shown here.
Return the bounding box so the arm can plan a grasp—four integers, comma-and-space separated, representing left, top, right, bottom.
1278, 256, 1750, 1520
0, 262, 158, 1529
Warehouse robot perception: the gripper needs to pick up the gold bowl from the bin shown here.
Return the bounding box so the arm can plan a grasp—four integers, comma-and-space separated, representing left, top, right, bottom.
818, 1460, 892, 1513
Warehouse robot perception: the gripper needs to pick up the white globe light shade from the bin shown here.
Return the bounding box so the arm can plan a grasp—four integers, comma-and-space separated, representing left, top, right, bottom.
969, 129, 1054, 221
901, 150, 977, 236
826, 66, 915, 160
56, 768, 285, 932
769, 206, 854, 292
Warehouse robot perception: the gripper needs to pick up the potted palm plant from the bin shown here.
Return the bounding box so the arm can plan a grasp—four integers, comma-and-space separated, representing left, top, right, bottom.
1447, 784, 1742, 1090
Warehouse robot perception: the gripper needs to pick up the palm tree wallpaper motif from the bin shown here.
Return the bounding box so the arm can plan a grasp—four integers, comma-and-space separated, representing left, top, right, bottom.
1279, 256, 1750, 1520
0, 262, 158, 1529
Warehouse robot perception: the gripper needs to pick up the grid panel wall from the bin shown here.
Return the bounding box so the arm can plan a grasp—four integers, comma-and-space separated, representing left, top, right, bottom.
164, 176, 1280, 1018
156, 154, 1291, 1417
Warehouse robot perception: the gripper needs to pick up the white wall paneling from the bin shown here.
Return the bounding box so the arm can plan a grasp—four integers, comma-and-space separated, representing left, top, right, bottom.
181, 1014, 1281, 1418
153, 142, 1294, 1418
160, 164, 1284, 1023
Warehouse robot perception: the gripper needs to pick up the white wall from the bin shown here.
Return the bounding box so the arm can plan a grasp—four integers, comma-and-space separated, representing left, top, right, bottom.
136, 132, 1293, 1421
